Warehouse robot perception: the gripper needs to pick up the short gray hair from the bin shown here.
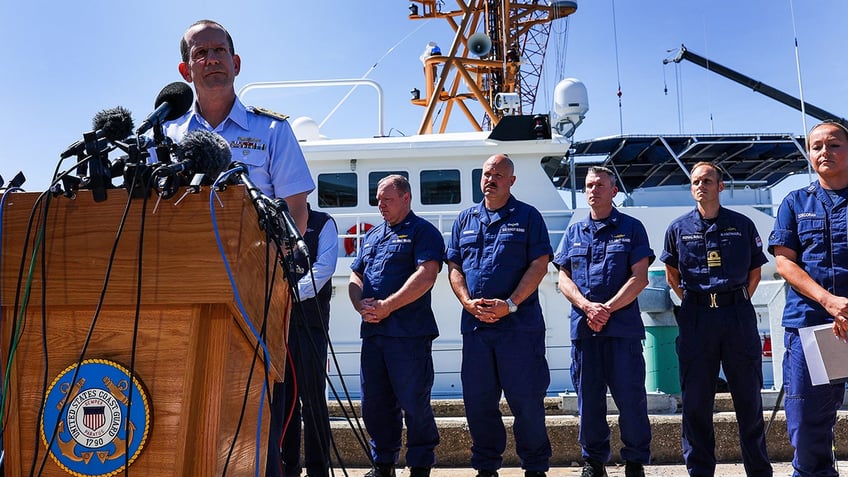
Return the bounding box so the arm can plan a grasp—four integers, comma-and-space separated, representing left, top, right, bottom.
377, 174, 411, 196
586, 166, 617, 188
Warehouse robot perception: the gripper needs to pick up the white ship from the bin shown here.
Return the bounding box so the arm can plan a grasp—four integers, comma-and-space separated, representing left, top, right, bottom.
238, 0, 814, 399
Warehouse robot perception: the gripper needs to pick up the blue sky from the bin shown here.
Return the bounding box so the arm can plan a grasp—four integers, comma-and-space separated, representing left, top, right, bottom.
2, 0, 845, 195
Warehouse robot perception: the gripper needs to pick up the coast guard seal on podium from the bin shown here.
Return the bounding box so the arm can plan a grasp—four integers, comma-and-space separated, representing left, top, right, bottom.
40, 359, 151, 476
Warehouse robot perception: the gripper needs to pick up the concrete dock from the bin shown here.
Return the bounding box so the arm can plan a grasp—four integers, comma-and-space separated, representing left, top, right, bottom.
323, 392, 848, 470
342, 462, 798, 476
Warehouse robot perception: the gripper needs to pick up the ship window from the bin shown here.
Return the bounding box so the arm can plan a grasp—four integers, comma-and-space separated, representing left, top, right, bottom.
420, 169, 461, 204
317, 173, 357, 208
368, 171, 409, 206
472, 168, 483, 203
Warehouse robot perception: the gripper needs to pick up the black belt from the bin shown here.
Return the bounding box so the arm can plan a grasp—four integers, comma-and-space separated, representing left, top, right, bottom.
683, 288, 749, 308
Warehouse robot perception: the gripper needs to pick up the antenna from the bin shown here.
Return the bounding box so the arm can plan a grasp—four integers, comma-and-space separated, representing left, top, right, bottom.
788, 0, 813, 177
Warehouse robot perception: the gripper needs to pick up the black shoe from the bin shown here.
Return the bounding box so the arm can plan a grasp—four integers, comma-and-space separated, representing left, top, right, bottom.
409, 468, 431, 477
364, 464, 395, 477
624, 462, 644, 477
524, 472, 546, 477
580, 460, 607, 477
475, 470, 498, 477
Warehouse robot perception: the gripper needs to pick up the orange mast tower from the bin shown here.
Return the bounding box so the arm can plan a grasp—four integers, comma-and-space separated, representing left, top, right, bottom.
408, 0, 578, 134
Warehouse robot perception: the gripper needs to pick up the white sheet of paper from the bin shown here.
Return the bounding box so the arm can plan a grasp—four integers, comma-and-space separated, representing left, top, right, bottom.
800, 323, 848, 385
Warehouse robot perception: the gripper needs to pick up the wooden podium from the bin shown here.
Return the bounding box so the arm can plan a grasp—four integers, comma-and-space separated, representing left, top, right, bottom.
0, 186, 289, 476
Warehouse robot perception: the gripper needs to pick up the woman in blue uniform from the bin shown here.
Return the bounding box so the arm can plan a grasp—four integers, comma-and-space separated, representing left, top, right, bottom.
770, 121, 848, 477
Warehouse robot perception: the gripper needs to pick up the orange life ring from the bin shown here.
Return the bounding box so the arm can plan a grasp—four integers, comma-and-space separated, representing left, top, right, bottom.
344, 223, 373, 256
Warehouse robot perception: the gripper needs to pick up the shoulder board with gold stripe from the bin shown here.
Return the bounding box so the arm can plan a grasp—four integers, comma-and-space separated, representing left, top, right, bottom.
251, 106, 289, 121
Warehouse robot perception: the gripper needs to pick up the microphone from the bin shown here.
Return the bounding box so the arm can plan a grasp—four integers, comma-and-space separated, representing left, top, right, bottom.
60, 106, 134, 159
230, 162, 308, 257
135, 82, 194, 135
153, 130, 231, 199
170, 129, 232, 184
0, 171, 26, 190
270, 197, 309, 259
78, 108, 131, 202
229, 161, 273, 216
112, 135, 156, 154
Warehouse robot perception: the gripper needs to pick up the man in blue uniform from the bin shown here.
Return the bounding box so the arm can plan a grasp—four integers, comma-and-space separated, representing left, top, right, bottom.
349, 174, 443, 477
555, 166, 653, 477
662, 162, 772, 477
267, 205, 338, 477
446, 154, 552, 477
770, 121, 848, 477
166, 19, 314, 232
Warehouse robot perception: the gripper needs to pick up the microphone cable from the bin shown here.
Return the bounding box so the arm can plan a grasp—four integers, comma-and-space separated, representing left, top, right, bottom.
39, 159, 161, 476
1, 155, 70, 476
278, 264, 326, 475
0, 186, 44, 466
263, 205, 369, 477
264, 206, 306, 476
263, 270, 303, 475
2, 156, 73, 473
0, 185, 26, 419
286, 226, 373, 476
306, 268, 374, 474
221, 226, 279, 477
8, 147, 147, 475
119, 167, 160, 476
19, 192, 52, 477
210, 174, 283, 477
292, 286, 358, 475
34, 170, 152, 477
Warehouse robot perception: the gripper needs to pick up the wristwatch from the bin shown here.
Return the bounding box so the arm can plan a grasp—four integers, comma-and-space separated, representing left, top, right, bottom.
505, 298, 518, 314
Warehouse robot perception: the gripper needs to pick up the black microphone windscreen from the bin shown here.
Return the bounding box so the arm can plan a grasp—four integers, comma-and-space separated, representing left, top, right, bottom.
154, 82, 194, 121
92, 106, 134, 142
176, 129, 232, 180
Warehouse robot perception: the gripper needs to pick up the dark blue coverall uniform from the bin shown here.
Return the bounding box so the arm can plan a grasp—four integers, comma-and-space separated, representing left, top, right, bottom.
554, 208, 654, 466
446, 195, 553, 473
351, 210, 444, 469
662, 207, 771, 477
769, 183, 848, 477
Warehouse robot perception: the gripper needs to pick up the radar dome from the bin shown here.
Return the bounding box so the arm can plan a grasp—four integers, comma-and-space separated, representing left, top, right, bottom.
291, 116, 321, 142
554, 78, 589, 120
553, 78, 588, 138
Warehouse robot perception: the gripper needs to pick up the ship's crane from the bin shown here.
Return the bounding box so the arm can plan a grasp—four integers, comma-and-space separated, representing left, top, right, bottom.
408, 0, 578, 134
665, 44, 848, 128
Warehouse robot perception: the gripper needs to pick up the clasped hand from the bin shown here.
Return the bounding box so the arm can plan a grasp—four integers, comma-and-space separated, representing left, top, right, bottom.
467, 298, 508, 323
359, 298, 390, 323
584, 302, 611, 333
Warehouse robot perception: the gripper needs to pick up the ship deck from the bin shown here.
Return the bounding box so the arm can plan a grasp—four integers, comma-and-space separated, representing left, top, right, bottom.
553, 133, 810, 193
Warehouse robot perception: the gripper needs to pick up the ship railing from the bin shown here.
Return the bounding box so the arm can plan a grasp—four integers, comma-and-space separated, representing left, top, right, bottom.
331, 208, 574, 257
238, 79, 385, 137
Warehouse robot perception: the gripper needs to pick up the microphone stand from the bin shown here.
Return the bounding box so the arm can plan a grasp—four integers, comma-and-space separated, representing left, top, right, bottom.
152, 123, 173, 165
227, 164, 305, 266
213, 165, 305, 290
269, 198, 309, 260
82, 130, 110, 202
151, 167, 180, 201
120, 141, 152, 199
231, 164, 275, 232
